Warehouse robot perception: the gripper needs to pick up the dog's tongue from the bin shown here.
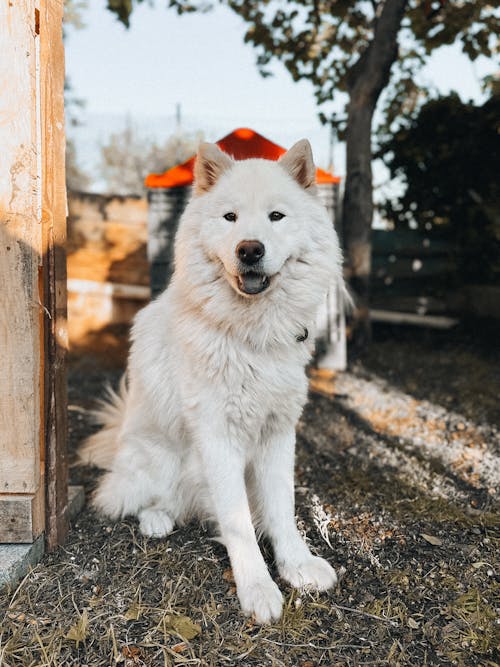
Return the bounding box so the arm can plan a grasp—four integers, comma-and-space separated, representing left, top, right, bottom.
238, 272, 269, 295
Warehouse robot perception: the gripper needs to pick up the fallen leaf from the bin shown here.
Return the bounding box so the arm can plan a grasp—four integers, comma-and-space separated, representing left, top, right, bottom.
421, 533, 442, 546
121, 645, 142, 661
407, 617, 420, 629
65, 609, 89, 646
8, 612, 25, 622
124, 602, 141, 621
471, 561, 490, 570
172, 642, 188, 653
169, 615, 201, 640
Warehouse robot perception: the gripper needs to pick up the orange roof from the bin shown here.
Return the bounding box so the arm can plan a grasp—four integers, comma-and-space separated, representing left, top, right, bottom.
145, 127, 340, 188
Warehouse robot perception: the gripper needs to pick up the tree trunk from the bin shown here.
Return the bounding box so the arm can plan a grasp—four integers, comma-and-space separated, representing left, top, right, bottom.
343, 99, 375, 349
342, 0, 409, 350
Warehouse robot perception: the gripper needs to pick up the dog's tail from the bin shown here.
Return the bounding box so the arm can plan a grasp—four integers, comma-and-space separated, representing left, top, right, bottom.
77, 375, 127, 470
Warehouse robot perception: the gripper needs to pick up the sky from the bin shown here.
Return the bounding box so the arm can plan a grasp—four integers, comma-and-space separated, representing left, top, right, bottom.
65, 0, 495, 192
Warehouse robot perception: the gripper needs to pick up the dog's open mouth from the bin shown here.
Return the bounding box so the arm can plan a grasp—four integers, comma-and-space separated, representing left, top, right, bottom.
237, 271, 270, 295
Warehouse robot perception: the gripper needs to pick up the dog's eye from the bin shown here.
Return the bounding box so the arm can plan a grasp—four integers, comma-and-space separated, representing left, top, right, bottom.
269, 211, 285, 222
223, 212, 237, 222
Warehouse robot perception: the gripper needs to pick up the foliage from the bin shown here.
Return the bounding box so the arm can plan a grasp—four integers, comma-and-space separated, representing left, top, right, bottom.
378, 93, 500, 284
106, 0, 211, 28
99, 120, 203, 195
64, 0, 88, 32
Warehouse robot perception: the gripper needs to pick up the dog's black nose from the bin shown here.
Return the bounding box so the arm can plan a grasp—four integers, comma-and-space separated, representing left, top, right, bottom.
236, 240, 265, 265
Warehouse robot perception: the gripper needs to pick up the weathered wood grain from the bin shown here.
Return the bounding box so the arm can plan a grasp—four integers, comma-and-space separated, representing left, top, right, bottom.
0, 0, 41, 496
0, 482, 45, 543
1, 1, 68, 547
40, 0, 69, 549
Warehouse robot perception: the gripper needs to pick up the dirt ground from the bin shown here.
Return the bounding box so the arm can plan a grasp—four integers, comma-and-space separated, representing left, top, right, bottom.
1, 322, 499, 666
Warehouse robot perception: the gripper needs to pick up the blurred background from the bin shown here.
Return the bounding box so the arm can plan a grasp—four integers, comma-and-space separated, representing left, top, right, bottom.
63, 0, 499, 366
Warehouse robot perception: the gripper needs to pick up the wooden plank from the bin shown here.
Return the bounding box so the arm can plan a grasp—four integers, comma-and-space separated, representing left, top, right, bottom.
372, 255, 455, 279
0, 481, 45, 543
67, 278, 150, 300
369, 295, 448, 315
370, 309, 459, 329
372, 229, 453, 256
0, 486, 82, 587
40, 0, 68, 549
0, 0, 41, 496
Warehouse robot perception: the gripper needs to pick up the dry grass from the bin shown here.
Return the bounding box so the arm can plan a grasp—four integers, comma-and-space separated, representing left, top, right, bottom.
1, 434, 497, 665
1, 329, 499, 666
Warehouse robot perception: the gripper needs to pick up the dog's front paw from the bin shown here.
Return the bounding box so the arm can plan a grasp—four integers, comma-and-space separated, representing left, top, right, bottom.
237, 577, 283, 624
279, 556, 337, 591
138, 508, 174, 537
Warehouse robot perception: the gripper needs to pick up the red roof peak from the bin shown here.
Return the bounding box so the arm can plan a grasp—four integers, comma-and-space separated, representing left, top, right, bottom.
232, 127, 257, 140
145, 127, 339, 188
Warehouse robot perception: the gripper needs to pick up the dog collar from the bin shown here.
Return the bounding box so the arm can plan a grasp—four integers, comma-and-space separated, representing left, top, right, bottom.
295, 327, 308, 343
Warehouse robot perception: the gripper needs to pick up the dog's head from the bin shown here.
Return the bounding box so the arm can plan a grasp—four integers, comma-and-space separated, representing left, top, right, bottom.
185, 139, 334, 298
174, 139, 342, 322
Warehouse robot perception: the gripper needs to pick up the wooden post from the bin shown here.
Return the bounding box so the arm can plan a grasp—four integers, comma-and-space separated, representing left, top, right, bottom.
40, 0, 69, 550
0, 0, 68, 547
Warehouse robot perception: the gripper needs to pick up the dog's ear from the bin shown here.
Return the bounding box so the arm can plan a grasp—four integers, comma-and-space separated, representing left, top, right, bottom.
194, 143, 234, 195
278, 139, 316, 189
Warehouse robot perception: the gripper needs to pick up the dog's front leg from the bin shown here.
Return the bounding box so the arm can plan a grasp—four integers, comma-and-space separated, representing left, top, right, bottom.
197, 431, 283, 623
255, 429, 338, 591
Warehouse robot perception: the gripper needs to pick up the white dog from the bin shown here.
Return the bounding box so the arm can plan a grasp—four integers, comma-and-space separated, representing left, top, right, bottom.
80, 139, 343, 623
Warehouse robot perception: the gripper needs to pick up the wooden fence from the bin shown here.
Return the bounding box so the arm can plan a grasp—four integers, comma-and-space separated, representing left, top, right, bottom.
370, 229, 459, 326
370, 228, 500, 325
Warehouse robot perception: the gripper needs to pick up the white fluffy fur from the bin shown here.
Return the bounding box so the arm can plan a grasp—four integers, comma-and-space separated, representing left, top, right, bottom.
79, 140, 343, 623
